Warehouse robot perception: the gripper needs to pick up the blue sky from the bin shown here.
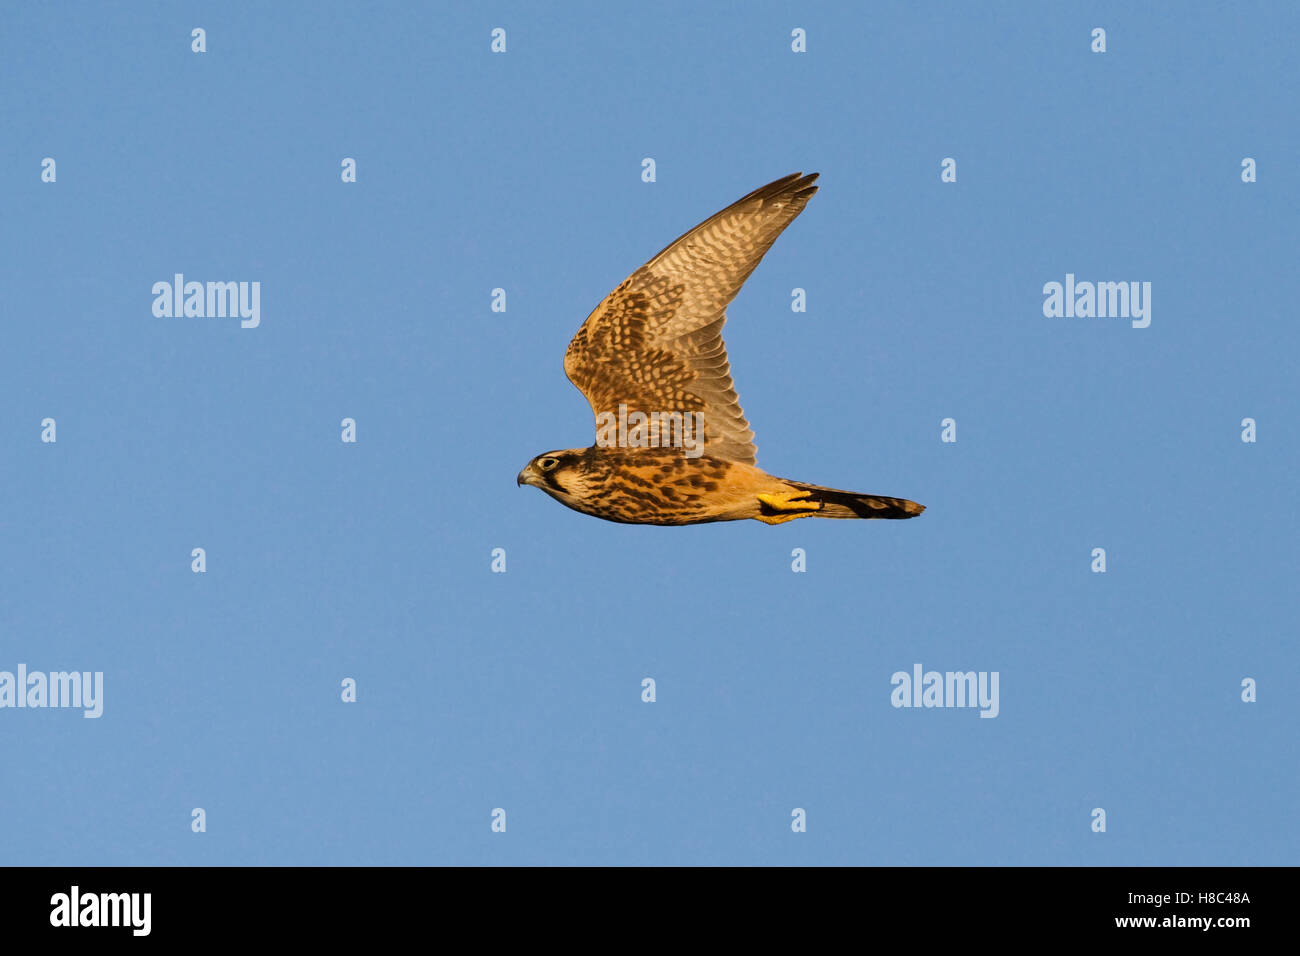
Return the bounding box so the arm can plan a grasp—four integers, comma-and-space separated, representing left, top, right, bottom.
1, 1, 1295, 865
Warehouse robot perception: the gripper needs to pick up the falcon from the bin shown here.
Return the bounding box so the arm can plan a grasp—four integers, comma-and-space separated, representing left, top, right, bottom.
518, 172, 925, 526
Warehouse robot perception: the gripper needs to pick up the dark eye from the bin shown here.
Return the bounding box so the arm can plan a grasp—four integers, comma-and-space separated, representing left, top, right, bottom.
538, 457, 559, 471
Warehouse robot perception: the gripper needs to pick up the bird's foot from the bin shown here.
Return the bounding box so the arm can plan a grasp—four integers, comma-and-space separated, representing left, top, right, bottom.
755, 491, 823, 524
757, 491, 822, 512
755, 511, 805, 525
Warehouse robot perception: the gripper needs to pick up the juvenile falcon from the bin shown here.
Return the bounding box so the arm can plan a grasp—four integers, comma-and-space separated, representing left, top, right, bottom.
518, 172, 925, 526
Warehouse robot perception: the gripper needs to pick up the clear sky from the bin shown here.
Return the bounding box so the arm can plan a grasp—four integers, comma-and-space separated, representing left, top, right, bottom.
1, 1, 1295, 866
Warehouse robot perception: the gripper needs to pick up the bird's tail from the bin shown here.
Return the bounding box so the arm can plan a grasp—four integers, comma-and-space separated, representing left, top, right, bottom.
775, 480, 925, 521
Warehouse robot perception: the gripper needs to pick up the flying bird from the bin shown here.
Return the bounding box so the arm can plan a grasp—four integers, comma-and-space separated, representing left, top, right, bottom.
518, 172, 925, 526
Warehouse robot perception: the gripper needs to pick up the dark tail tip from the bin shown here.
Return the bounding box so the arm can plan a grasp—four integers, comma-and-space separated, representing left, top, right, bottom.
788, 482, 925, 520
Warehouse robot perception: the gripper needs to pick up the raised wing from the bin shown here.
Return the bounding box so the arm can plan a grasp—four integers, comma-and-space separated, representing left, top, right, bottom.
564, 172, 819, 465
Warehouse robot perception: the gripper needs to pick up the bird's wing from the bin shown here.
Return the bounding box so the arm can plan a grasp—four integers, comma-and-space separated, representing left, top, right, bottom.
564, 172, 819, 465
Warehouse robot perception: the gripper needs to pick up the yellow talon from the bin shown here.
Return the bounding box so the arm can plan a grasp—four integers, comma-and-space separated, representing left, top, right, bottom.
755, 511, 806, 525
757, 491, 822, 513
755, 491, 823, 523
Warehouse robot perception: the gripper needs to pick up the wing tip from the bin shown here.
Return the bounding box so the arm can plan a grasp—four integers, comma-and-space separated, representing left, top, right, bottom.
741, 171, 819, 208
766, 171, 819, 201
794, 171, 819, 201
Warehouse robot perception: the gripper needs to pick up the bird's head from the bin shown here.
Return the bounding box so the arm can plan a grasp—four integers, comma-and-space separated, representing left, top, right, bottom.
517, 449, 591, 504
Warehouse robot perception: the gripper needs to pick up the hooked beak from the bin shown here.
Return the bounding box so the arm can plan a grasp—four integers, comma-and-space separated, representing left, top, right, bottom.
516, 466, 532, 488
